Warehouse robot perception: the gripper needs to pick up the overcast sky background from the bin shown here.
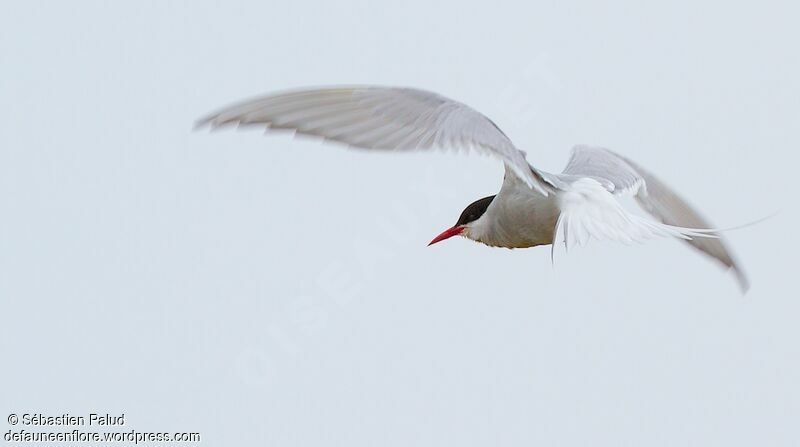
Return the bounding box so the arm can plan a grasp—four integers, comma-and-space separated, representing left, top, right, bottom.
1, 1, 798, 445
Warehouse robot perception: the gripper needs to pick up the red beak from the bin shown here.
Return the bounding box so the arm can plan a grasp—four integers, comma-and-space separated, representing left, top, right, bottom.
428, 226, 465, 246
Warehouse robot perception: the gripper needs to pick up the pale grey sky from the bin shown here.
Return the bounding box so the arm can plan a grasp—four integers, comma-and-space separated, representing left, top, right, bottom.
1, 1, 798, 445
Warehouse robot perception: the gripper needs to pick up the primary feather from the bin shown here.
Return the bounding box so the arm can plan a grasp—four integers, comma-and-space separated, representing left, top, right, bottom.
197, 86, 552, 195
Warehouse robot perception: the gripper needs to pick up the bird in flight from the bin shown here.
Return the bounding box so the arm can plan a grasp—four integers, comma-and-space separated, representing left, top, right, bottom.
197, 86, 748, 291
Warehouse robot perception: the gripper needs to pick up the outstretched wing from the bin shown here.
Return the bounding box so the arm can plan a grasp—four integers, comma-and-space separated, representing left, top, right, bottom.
554, 145, 748, 291
197, 86, 552, 195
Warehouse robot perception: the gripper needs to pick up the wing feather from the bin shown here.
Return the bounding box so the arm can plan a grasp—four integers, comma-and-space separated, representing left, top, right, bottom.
197, 86, 551, 195
553, 145, 748, 291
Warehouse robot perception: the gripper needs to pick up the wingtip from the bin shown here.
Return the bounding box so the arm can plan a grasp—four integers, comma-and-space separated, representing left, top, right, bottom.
732, 266, 750, 295
193, 115, 216, 131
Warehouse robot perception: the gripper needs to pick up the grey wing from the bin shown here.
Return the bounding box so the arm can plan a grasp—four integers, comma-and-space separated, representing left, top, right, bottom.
560, 145, 643, 194
558, 145, 748, 291
197, 86, 551, 195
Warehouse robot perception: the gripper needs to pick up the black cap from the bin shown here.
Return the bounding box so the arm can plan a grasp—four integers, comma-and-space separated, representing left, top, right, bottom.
455, 195, 496, 226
